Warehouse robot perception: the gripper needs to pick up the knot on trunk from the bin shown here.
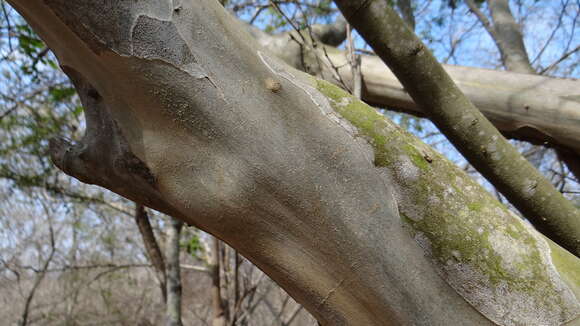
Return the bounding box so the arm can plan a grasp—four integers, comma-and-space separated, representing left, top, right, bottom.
49, 66, 171, 213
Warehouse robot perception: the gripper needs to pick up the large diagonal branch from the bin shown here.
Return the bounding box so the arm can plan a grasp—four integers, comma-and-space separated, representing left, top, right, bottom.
47, 65, 181, 219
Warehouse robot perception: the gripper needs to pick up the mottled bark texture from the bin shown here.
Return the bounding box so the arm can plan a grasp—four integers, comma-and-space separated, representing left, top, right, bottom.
333, 0, 580, 257
8, 0, 580, 325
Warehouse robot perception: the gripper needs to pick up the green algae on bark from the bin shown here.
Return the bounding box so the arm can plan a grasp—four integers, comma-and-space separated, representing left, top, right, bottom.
315, 78, 580, 326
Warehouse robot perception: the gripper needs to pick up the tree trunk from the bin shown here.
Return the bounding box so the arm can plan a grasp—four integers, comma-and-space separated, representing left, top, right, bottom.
135, 204, 167, 302
165, 218, 183, 326
8, 0, 580, 325
209, 237, 228, 326
487, 0, 535, 74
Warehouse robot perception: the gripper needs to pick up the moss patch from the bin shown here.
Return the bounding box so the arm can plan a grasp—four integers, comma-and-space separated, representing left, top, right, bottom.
468, 202, 482, 212
547, 240, 580, 300
314, 77, 580, 322
404, 144, 430, 171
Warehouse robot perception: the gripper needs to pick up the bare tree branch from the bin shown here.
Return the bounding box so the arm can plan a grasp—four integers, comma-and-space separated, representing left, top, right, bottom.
19, 213, 56, 326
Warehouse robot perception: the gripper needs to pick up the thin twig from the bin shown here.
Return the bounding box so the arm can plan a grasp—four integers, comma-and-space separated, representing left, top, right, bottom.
1, 2, 14, 52
530, 0, 569, 65
539, 44, 580, 75
19, 213, 56, 326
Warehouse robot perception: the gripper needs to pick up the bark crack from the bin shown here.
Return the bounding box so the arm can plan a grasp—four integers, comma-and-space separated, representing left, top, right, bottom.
319, 276, 349, 307
318, 262, 360, 308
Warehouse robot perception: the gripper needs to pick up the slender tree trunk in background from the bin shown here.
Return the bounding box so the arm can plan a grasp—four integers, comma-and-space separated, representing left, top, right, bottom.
210, 237, 228, 326
135, 204, 167, 303
165, 218, 183, 326
64, 213, 81, 323
345, 25, 362, 100
231, 251, 240, 325
396, 0, 415, 30
9, 1, 580, 324
487, 0, 535, 74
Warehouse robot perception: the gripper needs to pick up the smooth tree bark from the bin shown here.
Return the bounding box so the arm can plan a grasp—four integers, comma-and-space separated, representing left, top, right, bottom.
8, 0, 580, 325
332, 0, 580, 256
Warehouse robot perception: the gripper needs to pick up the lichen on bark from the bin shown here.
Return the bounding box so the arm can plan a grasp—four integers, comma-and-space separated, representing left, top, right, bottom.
314, 78, 580, 326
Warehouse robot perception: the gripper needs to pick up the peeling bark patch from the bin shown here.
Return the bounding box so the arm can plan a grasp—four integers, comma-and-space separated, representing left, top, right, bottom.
130, 15, 210, 79
393, 155, 420, 183
44, 0, 172, 54
433, 220, 580, 326
132, 16, 195, 67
